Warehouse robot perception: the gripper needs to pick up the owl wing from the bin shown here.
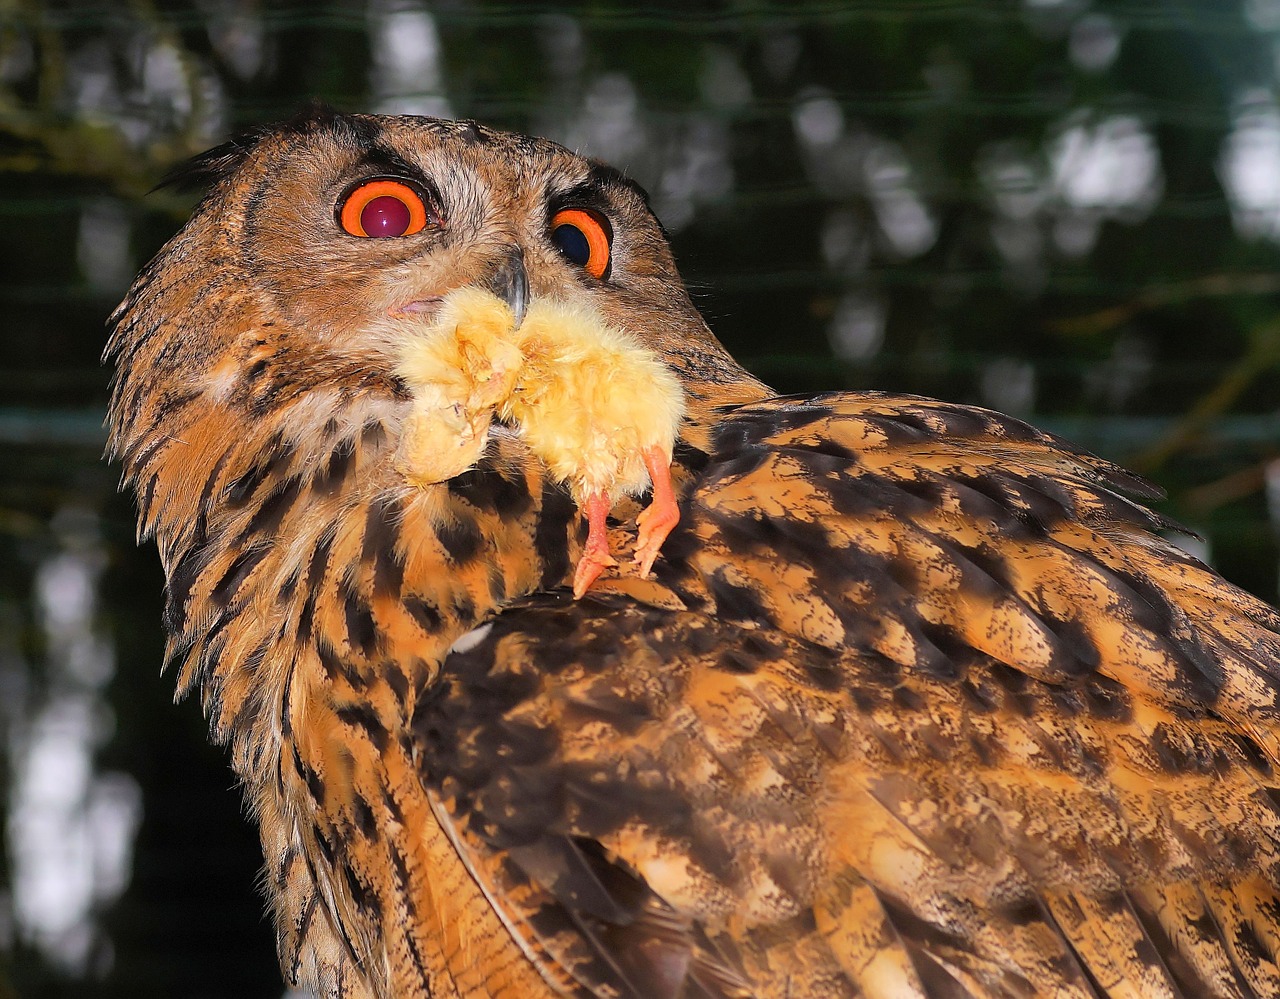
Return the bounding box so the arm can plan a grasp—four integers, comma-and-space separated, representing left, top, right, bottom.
412, 392, 1280, 998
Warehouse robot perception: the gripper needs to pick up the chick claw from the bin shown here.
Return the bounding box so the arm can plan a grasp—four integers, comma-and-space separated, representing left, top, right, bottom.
571, 448, 681, 599
573, 492, 618, 599
634, 445, 680, 578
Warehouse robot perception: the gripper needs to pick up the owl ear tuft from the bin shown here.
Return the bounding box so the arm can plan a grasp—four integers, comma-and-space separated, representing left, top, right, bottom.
154, 99, 345, 194
154, 134, 265, 194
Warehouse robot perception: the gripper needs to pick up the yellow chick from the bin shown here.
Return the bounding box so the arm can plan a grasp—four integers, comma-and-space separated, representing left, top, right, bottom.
395, 287, 685, 597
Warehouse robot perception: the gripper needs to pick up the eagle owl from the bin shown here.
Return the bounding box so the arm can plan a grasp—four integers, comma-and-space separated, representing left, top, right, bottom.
107, 108, 1280, 998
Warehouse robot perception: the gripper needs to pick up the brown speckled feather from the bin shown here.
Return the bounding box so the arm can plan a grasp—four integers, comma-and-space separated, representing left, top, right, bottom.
107, 110, 1280, 998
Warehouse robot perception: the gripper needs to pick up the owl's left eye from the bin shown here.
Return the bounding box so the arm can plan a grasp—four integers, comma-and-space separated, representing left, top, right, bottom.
551, 208, 612, 279
338, 178, 435, 238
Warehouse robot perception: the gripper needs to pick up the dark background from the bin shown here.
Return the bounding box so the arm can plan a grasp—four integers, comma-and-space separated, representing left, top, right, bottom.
2, 1, 1278, 996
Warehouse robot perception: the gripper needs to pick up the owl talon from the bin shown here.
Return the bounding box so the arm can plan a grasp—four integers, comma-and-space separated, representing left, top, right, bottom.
573, 491, 618, 598
634, 445, 679, 578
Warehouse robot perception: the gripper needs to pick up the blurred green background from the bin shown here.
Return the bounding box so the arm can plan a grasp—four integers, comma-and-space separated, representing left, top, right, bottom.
2, 1, 1279, 996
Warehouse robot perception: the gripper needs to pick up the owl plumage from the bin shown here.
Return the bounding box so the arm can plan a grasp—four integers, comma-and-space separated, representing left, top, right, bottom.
107, 107, 1280, 998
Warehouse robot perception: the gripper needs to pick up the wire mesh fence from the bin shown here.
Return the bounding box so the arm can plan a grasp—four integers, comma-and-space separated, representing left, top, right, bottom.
1, 1, 1279, 995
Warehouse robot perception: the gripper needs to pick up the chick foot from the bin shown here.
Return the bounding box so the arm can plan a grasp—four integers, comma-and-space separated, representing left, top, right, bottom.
634, 445, 680, 578
573, 492, 619, 599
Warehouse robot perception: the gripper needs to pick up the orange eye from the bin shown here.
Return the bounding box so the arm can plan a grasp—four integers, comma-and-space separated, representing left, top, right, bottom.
550, 208, 611, 279
339, 178, 432, 238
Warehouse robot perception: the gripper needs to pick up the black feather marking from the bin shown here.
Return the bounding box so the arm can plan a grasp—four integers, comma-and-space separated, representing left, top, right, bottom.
1083, 674, 1133, 722
1045, 684, 1087, 718
351, 792, 378, 841
715, 647, 759, 675
957, 471, 1072, 535
947, 472, 1050, 538
336, 703, 389, 753
210, 545, 270, 610
914, 621, 979, 682
313, 637, 344, 683
819, 470, 937, 520
873, 887, 972, 978
436, 511, 484, 565
382, 786, 405, 827
360, 420, 387, 453
294, 742, 325, 806
295, 528, 335, 644
313, 437, 355, 497
960, 676, 1001, 713
382, 843, 431, 988
891, 471, 949, 507
892, 685, 926, 711
535, 481, 576, 588
948, 539, 1015, 590
934, 403, 1007, 439
703, 448, 770, 485
221, 635, 272, 735
288, 892, 319, 978
1230, 914, 1273, 970
1099, 563, 1227, 701
1038, 611, 1103, 678
342, 578, 379, 658
726, 403, 836, 446
137, 471, 160, 528
672, 439, 710, 474
226, 441, 285, 507
403, 595, 444, 634
506, 836, 644, 925
772, 443, 853, 475
363, 496, 405, 599
871, 410, 946, 443
383, 660, 411, 714
447, 467, 534, 519
164, 543, 215, 633
1228, 733, 1273, 775
1092, 463, 1167, 503
486, 564, 508, 604
277, 566, 299, 608
278, 657, 296, 741
705, 571, 775, 626
240, 475, 303, 541
192, 610, 233, 682
341, 864, 382, 924
1122, 889, 1212, 997
1150, 724, 1205, 774
452, 592, 476, 622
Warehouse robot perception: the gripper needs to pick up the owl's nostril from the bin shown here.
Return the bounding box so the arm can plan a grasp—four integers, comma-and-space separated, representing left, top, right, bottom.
484, 247, 528, 328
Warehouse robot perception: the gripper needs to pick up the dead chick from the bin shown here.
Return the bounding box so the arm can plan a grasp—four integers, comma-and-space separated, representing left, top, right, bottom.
395, 286, 685, 597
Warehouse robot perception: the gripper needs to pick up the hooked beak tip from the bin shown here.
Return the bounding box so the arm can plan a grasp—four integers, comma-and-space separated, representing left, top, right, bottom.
487, 247, 528, 328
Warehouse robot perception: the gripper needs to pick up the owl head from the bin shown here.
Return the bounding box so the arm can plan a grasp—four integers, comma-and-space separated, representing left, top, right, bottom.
106, 107, 765, 524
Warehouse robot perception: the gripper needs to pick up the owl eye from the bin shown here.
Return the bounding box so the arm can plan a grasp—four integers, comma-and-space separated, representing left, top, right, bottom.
338, 178, 434, 238
550, 208, 611, 279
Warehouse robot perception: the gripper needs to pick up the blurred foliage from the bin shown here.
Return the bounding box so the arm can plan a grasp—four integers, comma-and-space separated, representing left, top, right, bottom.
1, 0, 1279, 996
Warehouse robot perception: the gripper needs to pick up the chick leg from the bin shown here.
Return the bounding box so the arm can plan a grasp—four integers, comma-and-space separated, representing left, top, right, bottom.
573, 491, 618, 599
634, 445, 680, 578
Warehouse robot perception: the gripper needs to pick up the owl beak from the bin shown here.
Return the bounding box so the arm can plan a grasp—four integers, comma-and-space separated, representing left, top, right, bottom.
485, 247, 528, 329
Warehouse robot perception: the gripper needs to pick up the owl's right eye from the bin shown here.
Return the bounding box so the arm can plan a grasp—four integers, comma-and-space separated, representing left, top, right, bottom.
338, 178, 435, 238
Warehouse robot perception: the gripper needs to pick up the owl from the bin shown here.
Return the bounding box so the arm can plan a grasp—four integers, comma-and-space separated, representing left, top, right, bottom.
107, 107, 1280, 998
